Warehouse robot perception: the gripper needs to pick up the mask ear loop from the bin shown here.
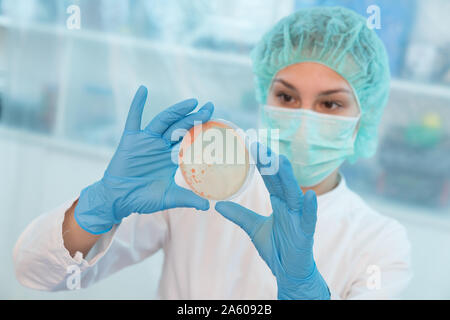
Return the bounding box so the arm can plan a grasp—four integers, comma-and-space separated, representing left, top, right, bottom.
348, 83, 362, 141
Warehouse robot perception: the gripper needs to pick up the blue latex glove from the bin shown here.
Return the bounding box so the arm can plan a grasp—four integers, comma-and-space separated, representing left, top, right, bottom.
215, 143, 330, 300
74, 86, 214, 234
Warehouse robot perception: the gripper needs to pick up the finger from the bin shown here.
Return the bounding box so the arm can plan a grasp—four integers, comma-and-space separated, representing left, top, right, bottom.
144, 98, 199, 136
299, 190, 318, 237
277, 155, 303, 212
124, 85, 148, 132
250, 142, 279, 176
163, 101, 214, 143
251, 142, 302, 211
250, 142, 284, 199
164, 183, 210, 211
215, 201, 266, 240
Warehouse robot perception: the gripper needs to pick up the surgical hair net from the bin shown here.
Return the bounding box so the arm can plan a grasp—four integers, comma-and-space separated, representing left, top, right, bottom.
250, 6, 391, 162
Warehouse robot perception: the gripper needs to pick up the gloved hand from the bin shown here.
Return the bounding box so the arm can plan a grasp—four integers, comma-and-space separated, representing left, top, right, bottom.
215, 143, 330, 300
74, 85, 214, 234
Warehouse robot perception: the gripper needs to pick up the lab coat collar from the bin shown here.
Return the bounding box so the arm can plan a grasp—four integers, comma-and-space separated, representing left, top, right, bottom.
316, 172, 347, 211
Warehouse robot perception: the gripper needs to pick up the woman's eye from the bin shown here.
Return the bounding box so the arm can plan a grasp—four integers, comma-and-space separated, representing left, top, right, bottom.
277, 93, 294, 103
322, 101, 342, 110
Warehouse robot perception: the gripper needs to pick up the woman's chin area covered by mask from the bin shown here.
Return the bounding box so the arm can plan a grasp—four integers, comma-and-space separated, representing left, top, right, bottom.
299, 168, 341, 196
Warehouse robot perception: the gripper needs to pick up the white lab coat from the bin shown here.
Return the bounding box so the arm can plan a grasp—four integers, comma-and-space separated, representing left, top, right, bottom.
13, 168, 412, 299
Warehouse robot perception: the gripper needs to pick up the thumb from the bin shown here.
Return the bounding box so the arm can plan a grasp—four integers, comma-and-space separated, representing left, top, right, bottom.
165, 183, 210, 211
215, 201, 266, 239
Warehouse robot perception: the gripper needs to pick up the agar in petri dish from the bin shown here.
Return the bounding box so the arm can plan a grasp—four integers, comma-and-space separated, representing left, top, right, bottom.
178, 119, 254, 201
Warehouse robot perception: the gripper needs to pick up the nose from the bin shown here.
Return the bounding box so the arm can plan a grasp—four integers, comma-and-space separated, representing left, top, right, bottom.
299, 104, 314, 111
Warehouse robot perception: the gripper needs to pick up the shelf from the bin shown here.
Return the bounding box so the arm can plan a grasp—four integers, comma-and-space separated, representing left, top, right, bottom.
390, 79, 450, 100
0, 124, 114, 161
0, 16, 252, 67
1, 15, 450, 100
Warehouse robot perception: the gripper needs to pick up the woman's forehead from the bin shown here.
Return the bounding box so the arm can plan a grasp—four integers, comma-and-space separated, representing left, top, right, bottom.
271, 65, 353, 97
274, 62, 351, 89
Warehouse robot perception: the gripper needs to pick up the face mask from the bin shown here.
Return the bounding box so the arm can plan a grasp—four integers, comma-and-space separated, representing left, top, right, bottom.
258, 105, 360, 187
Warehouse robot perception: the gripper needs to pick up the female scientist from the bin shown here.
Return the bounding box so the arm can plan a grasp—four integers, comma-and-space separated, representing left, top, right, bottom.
13, 7, 411, 299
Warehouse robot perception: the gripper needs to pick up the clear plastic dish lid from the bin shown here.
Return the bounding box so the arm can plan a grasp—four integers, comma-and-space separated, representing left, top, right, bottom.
178, 119, 255, 201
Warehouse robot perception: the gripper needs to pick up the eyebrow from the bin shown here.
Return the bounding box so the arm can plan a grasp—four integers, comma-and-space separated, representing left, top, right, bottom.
272, 78, 351, 96
272, 79, 298, 93
317, 89, 352, 96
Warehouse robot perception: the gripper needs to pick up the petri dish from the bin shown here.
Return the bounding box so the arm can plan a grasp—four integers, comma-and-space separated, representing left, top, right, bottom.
178, 119, 254, 201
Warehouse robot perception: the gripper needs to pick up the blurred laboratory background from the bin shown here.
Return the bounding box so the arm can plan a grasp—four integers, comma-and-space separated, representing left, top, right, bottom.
0, 0, 449, 299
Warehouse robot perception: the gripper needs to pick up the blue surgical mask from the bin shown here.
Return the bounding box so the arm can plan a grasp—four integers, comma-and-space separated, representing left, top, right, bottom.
258, 105, 360, 187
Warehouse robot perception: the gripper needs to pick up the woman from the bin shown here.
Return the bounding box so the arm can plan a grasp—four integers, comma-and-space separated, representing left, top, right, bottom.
13, 7, 411, 299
